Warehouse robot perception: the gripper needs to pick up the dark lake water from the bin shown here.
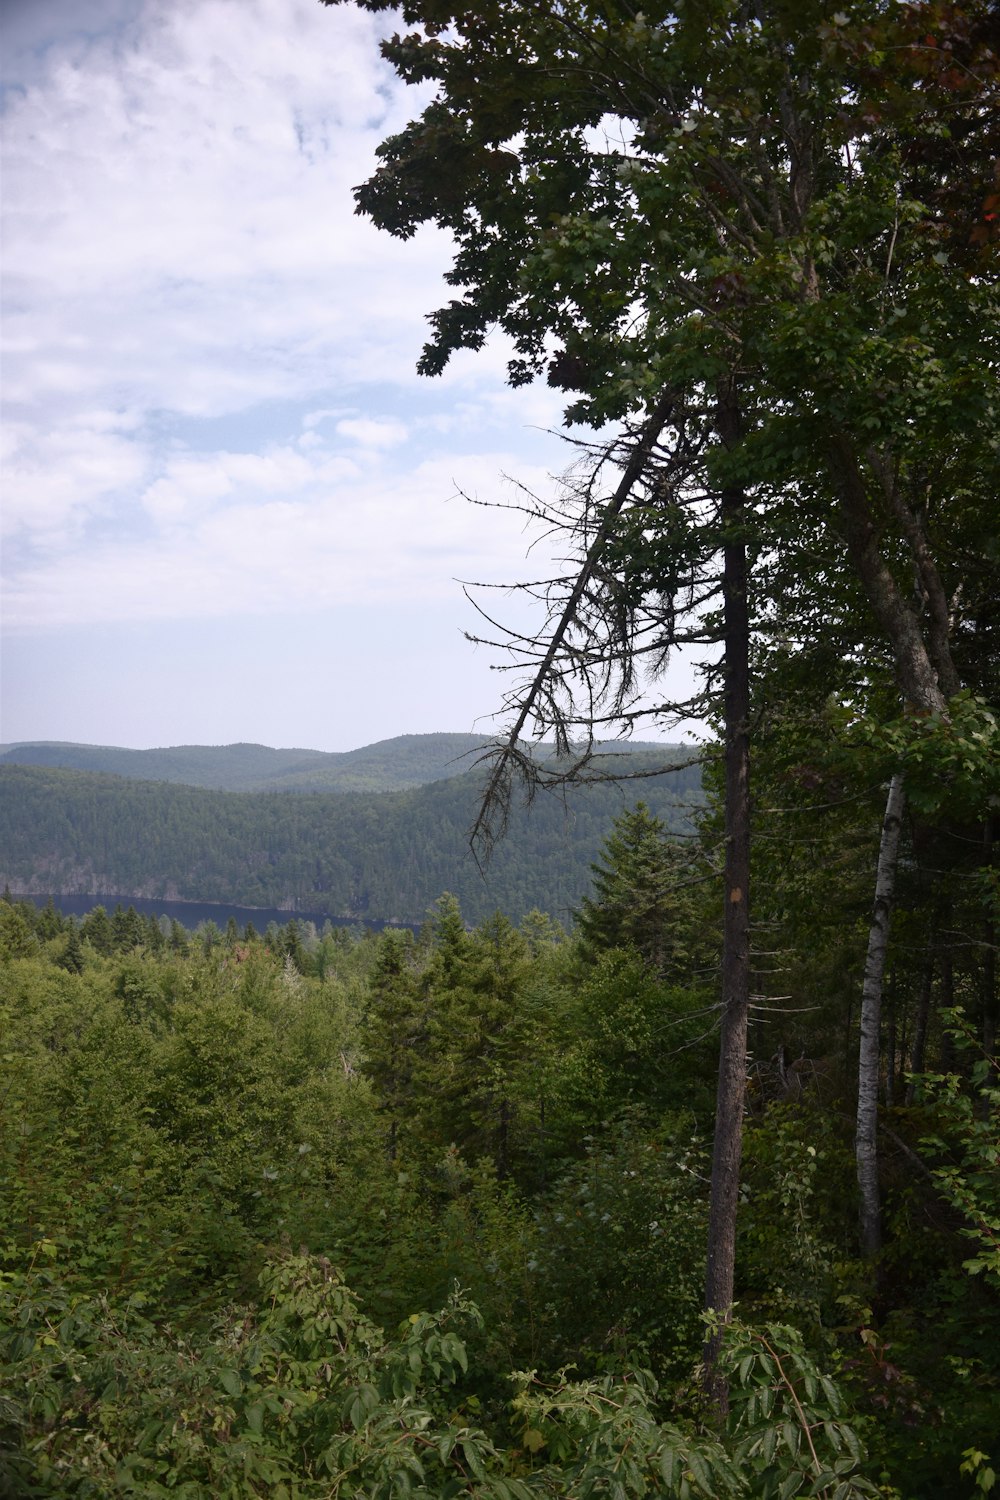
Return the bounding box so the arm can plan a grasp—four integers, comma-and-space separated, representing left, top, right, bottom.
18, 893, 412, 935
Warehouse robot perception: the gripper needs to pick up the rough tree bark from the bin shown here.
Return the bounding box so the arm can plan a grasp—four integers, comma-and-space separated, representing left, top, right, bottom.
856, 770, 906, 1260
982, 817, 997, 1100
703, 387, 751, 1403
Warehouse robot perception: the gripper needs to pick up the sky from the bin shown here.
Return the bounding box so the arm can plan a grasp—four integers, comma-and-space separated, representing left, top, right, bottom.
1, 0, 698, 753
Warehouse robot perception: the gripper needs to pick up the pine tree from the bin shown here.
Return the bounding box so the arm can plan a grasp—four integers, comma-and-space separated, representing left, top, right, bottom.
144, 915, 166, 953
576, 803, 699, 980
81, 905, 114, 957
58, 926, 85, 974
361, 928, 422, 1157
35, 897, 65, 942
415, 901, 533, 1173
281, 919, 306, 973
111, 903, 145, 953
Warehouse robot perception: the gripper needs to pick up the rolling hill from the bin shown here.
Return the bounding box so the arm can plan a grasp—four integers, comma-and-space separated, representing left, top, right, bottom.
0, 738, 704, 925
0, 732, 685, 795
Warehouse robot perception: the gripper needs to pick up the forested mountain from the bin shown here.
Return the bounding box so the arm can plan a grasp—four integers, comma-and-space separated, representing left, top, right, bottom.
0, 749, 702, 925
0, 733, 488, 793
0, 733, 680, 795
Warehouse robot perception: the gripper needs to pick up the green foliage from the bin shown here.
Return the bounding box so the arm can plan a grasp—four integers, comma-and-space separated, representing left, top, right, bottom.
0, 751, 701, 926
0, 901, 38, 960
818, 694, 1000, 823
526, 1118, 708, 1382
721, 1321, 881, 1499
0, 1251, 501, 1498
510, 1364, 744, 1498
2, 887, 998, 1495
2, 1245, 880, 1500
552, 949, 717, 1127
738, 1109, 858, 1332
576, 802, 704, 979
914, 1015, 1000, 1287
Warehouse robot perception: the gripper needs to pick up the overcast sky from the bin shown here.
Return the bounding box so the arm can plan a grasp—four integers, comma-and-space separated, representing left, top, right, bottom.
1, 0, 696, 753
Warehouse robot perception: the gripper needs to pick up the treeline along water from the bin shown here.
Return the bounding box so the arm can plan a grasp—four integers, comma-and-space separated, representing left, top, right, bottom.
17, 893, 412, 935
0, 758, 703, 925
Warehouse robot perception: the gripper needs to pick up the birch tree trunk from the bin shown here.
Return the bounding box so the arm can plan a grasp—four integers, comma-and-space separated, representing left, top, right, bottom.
857, 771, 906, 1260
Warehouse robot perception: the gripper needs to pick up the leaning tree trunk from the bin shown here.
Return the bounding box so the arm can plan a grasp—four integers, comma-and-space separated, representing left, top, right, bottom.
856, 771, 906, 1260
703, 459, 751, 1406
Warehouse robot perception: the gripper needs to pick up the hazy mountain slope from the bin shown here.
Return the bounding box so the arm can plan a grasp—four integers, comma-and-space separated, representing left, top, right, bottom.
0, 740, 332, 791
0, 755, 704, 926
0, 733, 684, 794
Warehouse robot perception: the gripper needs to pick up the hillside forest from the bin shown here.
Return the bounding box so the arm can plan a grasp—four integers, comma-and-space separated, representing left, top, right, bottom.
0, 739, 702, 928
1, 768, 998, 1495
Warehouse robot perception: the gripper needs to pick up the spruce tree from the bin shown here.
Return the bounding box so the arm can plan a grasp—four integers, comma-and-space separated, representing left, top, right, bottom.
58, 926, 85, 974
35, 897, 65, 942
81, 905, 114, 956
361, 928, 422, 1157
576, 802, 698, 980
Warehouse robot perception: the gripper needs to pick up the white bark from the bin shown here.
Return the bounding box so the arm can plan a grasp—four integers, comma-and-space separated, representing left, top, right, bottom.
856, 771, 906, 1260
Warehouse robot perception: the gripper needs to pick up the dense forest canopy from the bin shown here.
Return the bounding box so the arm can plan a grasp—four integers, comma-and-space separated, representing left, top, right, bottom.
0, 743, 702, 926
1, 816, 997, 1496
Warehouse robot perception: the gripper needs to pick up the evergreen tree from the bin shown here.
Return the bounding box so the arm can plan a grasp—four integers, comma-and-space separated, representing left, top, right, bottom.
519, 908, 566, 955
0, 903, 37, 961
199, 920, 222, 956
281, 919, 306, 973
361, 928, 422, 1157
111, 904, 145, 953
81, 904, 114, 956
144, 915, 166, 953
35, 897, 65, 942
576, 803, 700, 980
111, 904, 130, 952
415, 901, 533, 1173
58, 925, 85, 974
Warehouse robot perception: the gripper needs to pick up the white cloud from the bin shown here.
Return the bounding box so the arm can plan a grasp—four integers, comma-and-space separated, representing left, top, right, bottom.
335, 417, 409, 449
1, 419, 149, 543
2, 433, 561, 631
1, 0, 451, 428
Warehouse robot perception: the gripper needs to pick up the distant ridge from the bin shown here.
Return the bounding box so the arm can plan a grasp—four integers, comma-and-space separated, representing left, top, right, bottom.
0, 733, 687, 796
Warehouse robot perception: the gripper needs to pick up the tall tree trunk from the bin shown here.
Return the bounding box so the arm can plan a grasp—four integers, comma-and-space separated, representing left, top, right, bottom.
905, 928, 938, 1105
857, 771, 906, 1260
885, 976, 897, 1107
981, 818, 997, 1104
940, 946, 956, 1072
703, 440, 751, 1401
983, 822, 995, 1068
